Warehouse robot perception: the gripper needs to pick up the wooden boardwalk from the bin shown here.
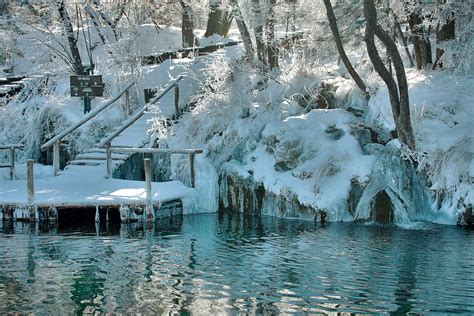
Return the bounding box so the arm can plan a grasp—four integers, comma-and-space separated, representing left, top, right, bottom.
1, 77, 199, 223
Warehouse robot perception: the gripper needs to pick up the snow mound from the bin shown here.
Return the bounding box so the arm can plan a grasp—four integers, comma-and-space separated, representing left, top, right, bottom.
247, 109, 375, 221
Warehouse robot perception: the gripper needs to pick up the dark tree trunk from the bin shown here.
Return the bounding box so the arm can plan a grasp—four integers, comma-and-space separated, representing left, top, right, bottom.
58, 0, 83, 75
92, 0, 119, 41
204, 1, 233, 37
230, 0, 254, 58
266, 0, 278, 70
84, 4, 107, 45
323, 0, 368, 95
252, 0, 266, 66
0, 0, 8, 16
408, 8, 432, 69
433, 12, 455, 69
179, 1, 199, 48
364, 0, 416, 150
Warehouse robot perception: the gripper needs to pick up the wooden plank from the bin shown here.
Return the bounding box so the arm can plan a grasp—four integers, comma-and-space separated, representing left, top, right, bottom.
0, 163, 12, 168
53, 142, 60, 176
0, 144, 24, 150
174, 85, 180, 117
27, 160, 34, 204
109, 147, 203, 155
106, 142, 112, 178
9, 148, 15, 180
144, 158, 154, 221
189, 153, 195, 188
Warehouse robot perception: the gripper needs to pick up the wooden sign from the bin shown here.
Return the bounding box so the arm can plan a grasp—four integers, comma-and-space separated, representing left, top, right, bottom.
70, 75, 104, 97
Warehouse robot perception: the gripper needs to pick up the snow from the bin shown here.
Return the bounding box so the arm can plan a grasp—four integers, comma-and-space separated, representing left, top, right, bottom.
136, 25, 183, 56
246, 109, 375, 221
0, 174, 194, 209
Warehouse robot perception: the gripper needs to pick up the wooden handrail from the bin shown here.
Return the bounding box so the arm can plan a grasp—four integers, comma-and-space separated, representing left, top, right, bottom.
98, 75, 184, 148
109, 147, 203, 155
105, 145, 202, 187
41, 81, 135, 151
0, 144, 24, 180
0, 144, 24, 150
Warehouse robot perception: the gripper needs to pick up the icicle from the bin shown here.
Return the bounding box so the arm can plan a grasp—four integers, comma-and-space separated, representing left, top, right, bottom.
354, 140, 433, 225
106, 208, 109, 222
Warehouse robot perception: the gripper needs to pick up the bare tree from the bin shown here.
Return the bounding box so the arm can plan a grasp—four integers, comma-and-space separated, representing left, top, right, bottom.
252, 0, 266, 66
92, 0, 120, 41
323, 0, 368, 95
266, 0, 278, 70
364, 0, 416, 150
57, 0, 83, 74
230, 0, 254, 58
84, 4, 107, 45
407, 6, 432, 69
179, 0, 199, 48
433, 10, 455, 69
204, 0, 233, 37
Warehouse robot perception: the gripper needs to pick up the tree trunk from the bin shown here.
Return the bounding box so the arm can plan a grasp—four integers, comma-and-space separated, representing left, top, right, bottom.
408, 8, 432, 69
252, 0, 266, 66
433, 12, 455, 69
92, 0, 119, 41
204, 0, 233, 37
84, 4, 107, 45
58, 0, 83, 75
0, 0, 8, 16
323, 0, 368, 95
179, 1, 199, 48
266, 0, 278, 70
230, 0, 254, 58
364, 0, 416, 150
394, 19, 414, 67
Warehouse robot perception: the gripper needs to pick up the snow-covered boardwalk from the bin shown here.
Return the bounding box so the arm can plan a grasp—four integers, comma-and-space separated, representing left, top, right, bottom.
0, 176, 193, 209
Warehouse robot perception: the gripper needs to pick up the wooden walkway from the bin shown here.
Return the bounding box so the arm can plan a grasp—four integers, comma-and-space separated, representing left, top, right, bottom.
1, 77, 197, 222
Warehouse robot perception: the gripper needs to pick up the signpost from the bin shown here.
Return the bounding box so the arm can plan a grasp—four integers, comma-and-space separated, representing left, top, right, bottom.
70, 74, 104, 114
70, 75, 104, 97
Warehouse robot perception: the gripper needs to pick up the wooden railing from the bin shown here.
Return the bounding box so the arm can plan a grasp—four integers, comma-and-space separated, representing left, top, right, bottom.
99, 75, 184, 178
0, 144, 24, 180
107, 147, 203, 188
40, 81, 135, 176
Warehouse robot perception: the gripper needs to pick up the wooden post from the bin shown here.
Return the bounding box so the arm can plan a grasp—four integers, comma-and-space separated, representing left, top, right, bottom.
95, 205, 100, 223
174, 85, 180, 118
106, 142, 112, 178
189, 153, 195, 188
125, 89, 130, 115
9, 147, 15, 180
27, 159, 34, 204
53, 141, 60, 176
144, 158, 154, 221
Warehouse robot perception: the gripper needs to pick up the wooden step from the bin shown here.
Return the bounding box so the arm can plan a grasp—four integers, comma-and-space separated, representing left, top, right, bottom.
75, 154, 126, 160
85, 148, 106, 154
69, 160, 103, 166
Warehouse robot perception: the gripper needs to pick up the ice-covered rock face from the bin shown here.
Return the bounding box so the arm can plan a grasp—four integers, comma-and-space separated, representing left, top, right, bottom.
245, 109, 376, 221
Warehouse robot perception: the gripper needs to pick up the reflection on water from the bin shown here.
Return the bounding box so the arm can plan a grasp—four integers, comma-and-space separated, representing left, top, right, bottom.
1, 213, 473, 314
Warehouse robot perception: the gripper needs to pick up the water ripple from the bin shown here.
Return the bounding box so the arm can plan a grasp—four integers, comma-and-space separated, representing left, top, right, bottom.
0, 214, 473, 313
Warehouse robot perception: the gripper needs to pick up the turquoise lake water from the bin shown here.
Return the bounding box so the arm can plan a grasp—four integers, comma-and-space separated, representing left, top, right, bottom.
1, 212, 473, 314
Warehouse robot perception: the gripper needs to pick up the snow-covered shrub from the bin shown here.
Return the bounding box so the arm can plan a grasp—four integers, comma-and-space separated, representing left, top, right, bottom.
426, 138, 473, 221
